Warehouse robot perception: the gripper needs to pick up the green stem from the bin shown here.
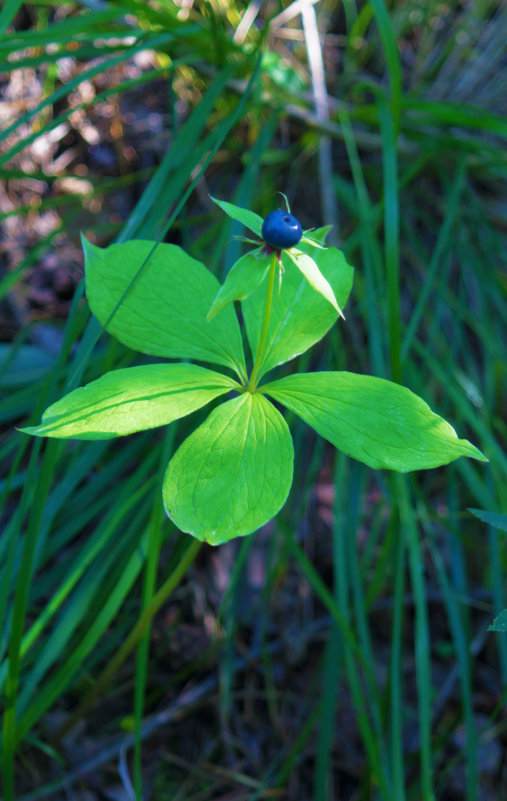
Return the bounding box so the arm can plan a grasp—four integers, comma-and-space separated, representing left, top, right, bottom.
248, 252, 278, 391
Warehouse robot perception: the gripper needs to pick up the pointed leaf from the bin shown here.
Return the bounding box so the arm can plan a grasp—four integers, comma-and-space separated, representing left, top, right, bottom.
488, 610, 507, 632
285, 248, 345, 318
21, 364, 237, 440
83, 237, 246, 378
302, 225, 333, 245
207, 248, 270, 320
242, 244, 353, 378
210, 196, 263, 238
163, 393, 294, 545
468, 509, 507, 532
263, 372, 487, 472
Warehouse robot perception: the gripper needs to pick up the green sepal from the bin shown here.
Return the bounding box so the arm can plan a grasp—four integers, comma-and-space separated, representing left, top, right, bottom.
163, 392, 294, 545
210, 196, 263, 238
242, 243, 353, 379
285, 248, 345, 318
83, 236, 246, 379
207, 248, 271, 320
263, 371, 487, 472
21, 364, 238, 440
303, 225, 333, 245
300, 236, 326, 249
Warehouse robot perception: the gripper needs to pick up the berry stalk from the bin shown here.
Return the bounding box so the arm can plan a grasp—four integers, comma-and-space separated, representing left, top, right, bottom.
248, 251, 278, 392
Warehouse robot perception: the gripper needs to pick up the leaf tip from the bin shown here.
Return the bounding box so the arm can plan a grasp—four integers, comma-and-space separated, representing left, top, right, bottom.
17, 425, 40, 437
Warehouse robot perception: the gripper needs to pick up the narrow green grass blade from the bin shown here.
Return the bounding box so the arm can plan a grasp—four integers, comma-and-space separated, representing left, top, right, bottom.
0, 0, 27, 37
0, 32, 177, 161
377, 91, 401, 383
402, 161, 467, 361
399, 476, 435, 801
388, 487, 406, 801
369, 0, 403, 130
2, 441, 61, 799
133, 429, 174, 800
427, 525, 477, 801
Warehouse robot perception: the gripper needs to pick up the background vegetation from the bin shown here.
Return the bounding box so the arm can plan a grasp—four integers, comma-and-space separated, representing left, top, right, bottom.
0, 1, 506, 799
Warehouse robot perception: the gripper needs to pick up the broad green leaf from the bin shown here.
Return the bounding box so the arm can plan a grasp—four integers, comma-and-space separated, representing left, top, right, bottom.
210, 196, 263, 238
242, 244, 353, 378
468, 509, 507, 532
263, 372, 487, 471
21, 364, 237, 440
285, 248, 345, 318
489, 610, 507, 632
163, 392, 294, 545
207, 248, 270, 320
83, 237, 246, 378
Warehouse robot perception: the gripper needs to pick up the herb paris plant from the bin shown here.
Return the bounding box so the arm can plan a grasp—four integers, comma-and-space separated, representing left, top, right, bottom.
22, 198, 487, 545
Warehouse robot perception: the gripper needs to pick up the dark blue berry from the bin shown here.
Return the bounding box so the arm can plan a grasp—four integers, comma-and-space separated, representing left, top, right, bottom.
261, 210, 302, 250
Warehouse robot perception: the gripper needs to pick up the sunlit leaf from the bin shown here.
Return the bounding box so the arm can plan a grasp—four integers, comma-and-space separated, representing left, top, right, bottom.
21, 364, 238, 440
263, 371, 487, 471
83, 237, 246, 378
163, 392, 294, 544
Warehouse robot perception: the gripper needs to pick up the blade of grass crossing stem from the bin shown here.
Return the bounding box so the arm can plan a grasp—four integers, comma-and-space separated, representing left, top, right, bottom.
133, 429, 175, 801
387, 478, 406, 801
67, 56, 261, 389
2, 440, 61, 800
52, 539, 202, 744
377, 91, 401, 384
399, 475, 435, 801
